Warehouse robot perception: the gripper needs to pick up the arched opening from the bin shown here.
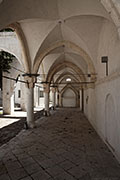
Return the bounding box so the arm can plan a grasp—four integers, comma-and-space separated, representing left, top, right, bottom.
105, 94, 119, 152
33, 40, 96, 82
62, 88, 76, 107
0, 49, 26, 115
46, 61, 86, 83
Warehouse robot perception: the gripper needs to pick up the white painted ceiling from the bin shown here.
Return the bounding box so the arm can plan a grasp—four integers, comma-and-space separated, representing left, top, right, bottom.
0, 0, 120, 90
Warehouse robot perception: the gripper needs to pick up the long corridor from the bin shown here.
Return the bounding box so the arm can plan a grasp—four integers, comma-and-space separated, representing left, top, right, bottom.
0, 108, 120, 180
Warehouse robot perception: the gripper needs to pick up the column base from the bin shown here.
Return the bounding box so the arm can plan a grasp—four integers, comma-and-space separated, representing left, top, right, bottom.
43, 110, 50, 116
51, 106, 55, 110
25, 121, 36, 129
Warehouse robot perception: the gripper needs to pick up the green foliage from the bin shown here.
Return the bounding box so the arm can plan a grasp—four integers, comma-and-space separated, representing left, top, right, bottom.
0, 51, 15, 89
0, 51, 15, 73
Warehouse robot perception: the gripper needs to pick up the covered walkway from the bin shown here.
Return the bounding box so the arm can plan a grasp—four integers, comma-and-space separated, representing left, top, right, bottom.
0, 108, 120, 180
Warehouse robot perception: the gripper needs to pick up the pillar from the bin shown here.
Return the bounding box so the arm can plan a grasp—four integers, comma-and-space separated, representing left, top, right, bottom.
80, 89, 82, 111
10, 93, 15, 115
52, 87, 56, 110
26, 87, 35, 128
20, 79, 27, 111
43, 83, 50, 116
2, 72, 15, 114
24, 75, 36, 128
59, 93, 62, 107
56, 89, 59, 107
81, 88, 84, 113
34, 86, 39, 107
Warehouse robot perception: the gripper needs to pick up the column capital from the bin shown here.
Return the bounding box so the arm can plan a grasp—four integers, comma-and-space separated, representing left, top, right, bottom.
51, 87, 56, 93
23, 74, 38, 88
43, 83, 50, 93
24, 76, 36, 88
56, 88, 59, 93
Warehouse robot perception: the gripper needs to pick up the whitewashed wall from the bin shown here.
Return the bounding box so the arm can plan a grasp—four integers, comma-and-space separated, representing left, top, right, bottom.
62, 88, 76, 107
14, 81, 21, 105
84, 20, 120, 162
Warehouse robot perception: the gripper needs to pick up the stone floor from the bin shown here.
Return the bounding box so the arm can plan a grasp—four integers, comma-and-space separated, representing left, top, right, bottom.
0, 108, 120, 180
0, 109, 44, 147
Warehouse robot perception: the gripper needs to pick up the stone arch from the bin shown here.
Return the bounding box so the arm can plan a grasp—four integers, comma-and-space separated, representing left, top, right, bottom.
59, 76, 78, 85
9, 23, 31, 72
61, 84, 78, 96
101, 0, 120, 38
46, 61, 86, 83
0, 47, 21, 65
33, 40, 96, 81
55, 72, 79, 85
1, 50, 23, 114
105, 93, 118, 151
60, 84, 79, 107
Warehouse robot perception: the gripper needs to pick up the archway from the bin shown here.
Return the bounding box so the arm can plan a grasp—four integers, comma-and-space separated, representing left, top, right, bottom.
0, 50, 25, 114
62, 88, 76, 107
33, 40, 96, 81
46, 61, 86, 83
105, 94, 118, 151
60, 84, 79, 108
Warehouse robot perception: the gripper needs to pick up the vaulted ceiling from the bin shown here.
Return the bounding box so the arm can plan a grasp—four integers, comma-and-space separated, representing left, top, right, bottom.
0, 0, 120, 90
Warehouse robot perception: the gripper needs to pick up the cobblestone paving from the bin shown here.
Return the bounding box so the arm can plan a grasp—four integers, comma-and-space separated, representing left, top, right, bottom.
0, 108, 120, 180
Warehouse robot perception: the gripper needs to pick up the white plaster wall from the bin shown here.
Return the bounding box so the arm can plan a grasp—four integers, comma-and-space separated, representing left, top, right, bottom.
84, 79, 120, 161
96, 79, 120, 161
0, 32, 23, 66
97, 19, 120, 79
49, 91, 52, 102
14, 82, 21, 105
62, 88, 76, 107
39, 97, 44, 108
2, 57, 25, 113
84, 88, 96, 125
0, 89, 2, 106
105, 94, 118, 151
84, 19, 120, 162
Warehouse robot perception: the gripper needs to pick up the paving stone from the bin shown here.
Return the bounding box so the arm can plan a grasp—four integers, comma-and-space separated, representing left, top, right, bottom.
78, 173, 91, 180
21, 177, 33, 180
5, 160, 22, 171
46, 165, 65, 177
105, 166, 120, 177
0, 174, 11, 180
0, 163, 7, 175
24, 163, 43, 175
31, 170, 50, 180
59, 160, 75, 170
54, 171, 76, 180
8, 168, 28, 180
92, 178, 119, 180
0, 108, 120, 180
38, 159, 56, 169
19, 157, 36, 166
68, 166, 89, 179
16, 153, 30, 160
2, 153, 17, 162
52, 155, 66, 164
32, 155, 47, 163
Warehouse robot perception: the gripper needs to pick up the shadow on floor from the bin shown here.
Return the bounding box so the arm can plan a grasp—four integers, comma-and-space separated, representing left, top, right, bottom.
0, 110, 44, 147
